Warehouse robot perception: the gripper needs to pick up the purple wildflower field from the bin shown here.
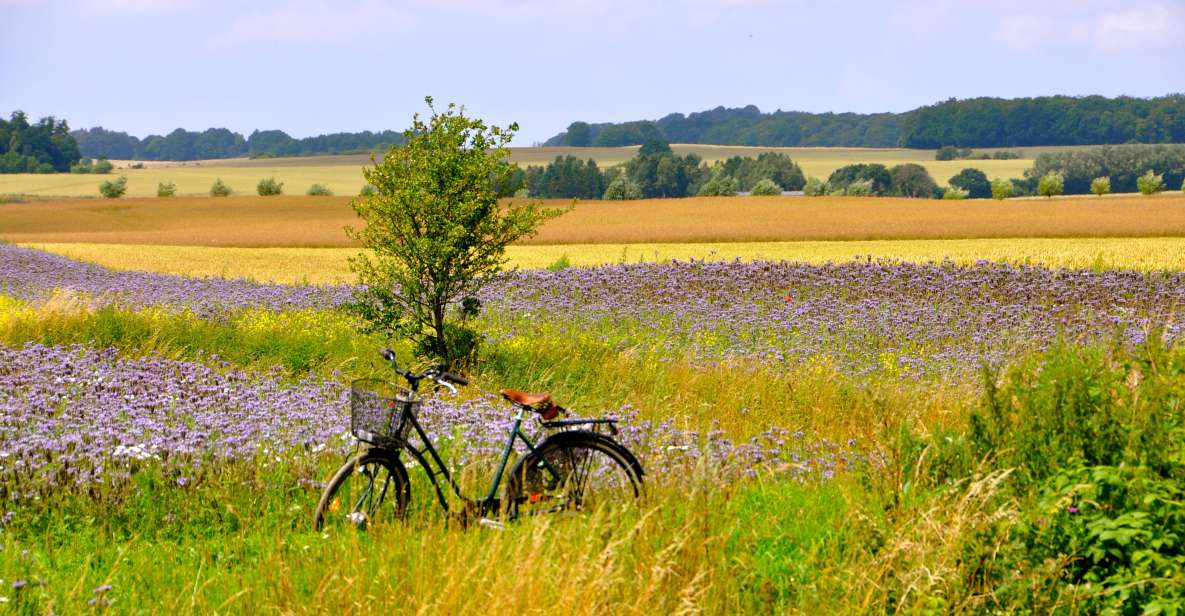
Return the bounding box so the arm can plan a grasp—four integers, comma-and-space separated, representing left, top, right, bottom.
0, 344, 859, 498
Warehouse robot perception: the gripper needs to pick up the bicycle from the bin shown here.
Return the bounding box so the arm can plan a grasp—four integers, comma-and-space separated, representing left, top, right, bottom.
314, 348, 645, 531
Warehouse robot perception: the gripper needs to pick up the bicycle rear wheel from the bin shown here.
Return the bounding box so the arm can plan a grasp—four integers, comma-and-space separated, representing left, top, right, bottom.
505, 431, 643, 518
314, 451, 410, 531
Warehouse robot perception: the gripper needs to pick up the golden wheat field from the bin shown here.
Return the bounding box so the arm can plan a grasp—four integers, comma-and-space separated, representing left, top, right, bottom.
0, 145, 1045, 198
4, 193, 1185, 247
24, 237, 1185, 284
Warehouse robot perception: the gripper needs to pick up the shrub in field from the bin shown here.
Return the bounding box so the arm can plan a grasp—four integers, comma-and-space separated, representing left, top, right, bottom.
696, 172, 739, 197
256, 177, 283, 196
1025, 144, 1185, 195
889, 163, 938, 198
603, 174, 642, 200
359, 183, 377, 197
93, 157, 114, 174
1137, 170, 1164, 195
1090, 176, 1111, 196
949, 168, 991, 199
803, 176, 826, 196
157, 181, 176, 197
989, 177, 1012, 200
935, 145, 971, 161
70, 157, 93, 173
942, 186, 968, 200
34, 162, 55, 173
98, 175, 127, 198
827, 163, 891, 195
546, 253, 571, 271
209, 178, 231, 197
749, 178, 782, 196
306, 183, 333, 196
844, 180, 873, 196
346, 97, 562, 365
1037, 171, 1064, 197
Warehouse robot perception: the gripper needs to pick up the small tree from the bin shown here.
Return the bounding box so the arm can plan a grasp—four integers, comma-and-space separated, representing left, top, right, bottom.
749, 178, 782, 196
1136, 170, 1164, 195
157, 181, 176, 197
347, 98, 562, 365
71, 158, 94, 174
210, 178, 232, 197
603, 174, 642, 200
803, 177, 826, 196
1090, 176, 1111, 197
99, 176, 128, 198
1037, 172, 1064, 198
949, 168, 991, 199
257, 177, 284, 196
942, 186, 968, 200
93, 158, 114, 174
306, 183, 333, 196
696, 172, 739, 197
990, 177, 1012, 200
845, 180, 874, 196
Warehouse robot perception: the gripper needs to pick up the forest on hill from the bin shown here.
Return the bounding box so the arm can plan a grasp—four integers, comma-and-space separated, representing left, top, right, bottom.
545, 95, 1185, 149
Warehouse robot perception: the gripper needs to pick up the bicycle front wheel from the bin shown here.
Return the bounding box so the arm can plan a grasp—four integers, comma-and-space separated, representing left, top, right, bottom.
505, 431, 644, 518
314, 451, 410, 531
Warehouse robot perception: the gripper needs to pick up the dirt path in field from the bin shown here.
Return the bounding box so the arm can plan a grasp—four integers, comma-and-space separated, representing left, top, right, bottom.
3, 194, 1185, 247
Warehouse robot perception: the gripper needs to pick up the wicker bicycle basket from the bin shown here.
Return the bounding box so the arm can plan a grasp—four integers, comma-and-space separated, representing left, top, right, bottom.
350, 379, 418, 447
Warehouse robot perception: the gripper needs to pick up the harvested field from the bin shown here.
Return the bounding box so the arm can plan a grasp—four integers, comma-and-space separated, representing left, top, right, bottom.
26, 237, 1185, 284
4, 194, 1185, 247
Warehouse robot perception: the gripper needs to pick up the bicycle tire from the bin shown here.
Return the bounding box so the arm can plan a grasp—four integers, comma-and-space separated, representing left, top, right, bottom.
505, 431, 644, 519
314, 450, 410, 531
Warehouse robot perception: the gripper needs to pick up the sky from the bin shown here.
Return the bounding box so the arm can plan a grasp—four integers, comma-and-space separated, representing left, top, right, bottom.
1, 0, 1183, 145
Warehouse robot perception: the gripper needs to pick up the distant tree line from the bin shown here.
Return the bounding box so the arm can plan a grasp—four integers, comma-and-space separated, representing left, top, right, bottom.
71, 126, 406, 161
1023, 144, 1185, 195
519, 142, 806, 199
546, 95, 1185, 149
0, 111, 81, 173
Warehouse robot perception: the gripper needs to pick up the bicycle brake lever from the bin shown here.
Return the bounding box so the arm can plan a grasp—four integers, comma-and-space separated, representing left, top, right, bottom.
435, 379, 459, 395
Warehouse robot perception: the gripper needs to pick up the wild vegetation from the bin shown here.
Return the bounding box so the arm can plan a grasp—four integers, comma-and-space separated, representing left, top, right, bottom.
0, 111, 80, 173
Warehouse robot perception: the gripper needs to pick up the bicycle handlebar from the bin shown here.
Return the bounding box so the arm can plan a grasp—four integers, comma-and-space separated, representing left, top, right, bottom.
378, 348, 466, 392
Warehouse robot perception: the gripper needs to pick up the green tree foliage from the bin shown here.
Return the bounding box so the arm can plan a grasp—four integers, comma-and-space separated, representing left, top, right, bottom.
209, 178, 232, 197
803, 177, 826, 196
602, 174, 643, 200
1136, 170, 1165, 195
826, 163, 891, 195
990, 177, 1012, 200
545, 95, 1185, 149
92, 157, 114, 174
523, 156, 604, 198
98, 176, 127, 198
565, 122, 591, 147
901, 94, 1185, 148
71, 125, 405, 161
696, 170, 739, 196
715, 152, 804, 191
1025, 144, 1185, 194
749, 178, 782, 196
1038, 172, 1065, 198
359, 184, 377, 197
942, 186, 968, 200
935, 146, 972, 161
157, 182, 176, 197
889, 163, 939, 198
256, 177, 284, 196
306, 183, 333, 196
1090, 176, 1111, 196
845, 180, 874, 197
346, 98, 562, 365
948, 168, 991, 199
0, 110, 81, 173
623, 139, 706, 198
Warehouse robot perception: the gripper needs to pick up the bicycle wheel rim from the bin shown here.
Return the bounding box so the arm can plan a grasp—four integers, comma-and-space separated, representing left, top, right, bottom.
316, 455, 408, 531
512, 441, 641, 517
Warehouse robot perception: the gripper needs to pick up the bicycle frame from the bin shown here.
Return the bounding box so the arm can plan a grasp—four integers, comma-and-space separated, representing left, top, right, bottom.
383, 398, 562, 516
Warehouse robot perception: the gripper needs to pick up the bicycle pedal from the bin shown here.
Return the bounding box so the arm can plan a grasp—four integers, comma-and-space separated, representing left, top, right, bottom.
478, 518, 506, 531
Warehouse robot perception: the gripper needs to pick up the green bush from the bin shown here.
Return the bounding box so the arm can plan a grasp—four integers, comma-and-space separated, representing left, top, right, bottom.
844, 179, 873, 196
989, 177, 1012, 200
98, 176, 128, 198
70, 158, 93, 174
93, 158, 114, 174
942, 186, 968, 200
1037, 171, 1064, 197
1090, 176, 1111, 196
696, 173, 739, 197
209, 178, 232, 197
803, 177, 826, 196
949, 168, 991, 198
748, 178, 782, 196
306, 183, 333, 196
156, 182, 176, 197
256, 177, 283, 196
1136, 170, 1165, 195
359, 184, 377, 197
602, 174, 642, 200
888, 163, 938, 198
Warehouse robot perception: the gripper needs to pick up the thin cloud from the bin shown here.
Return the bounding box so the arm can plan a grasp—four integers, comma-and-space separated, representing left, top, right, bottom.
1094, 3, 1185, 50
